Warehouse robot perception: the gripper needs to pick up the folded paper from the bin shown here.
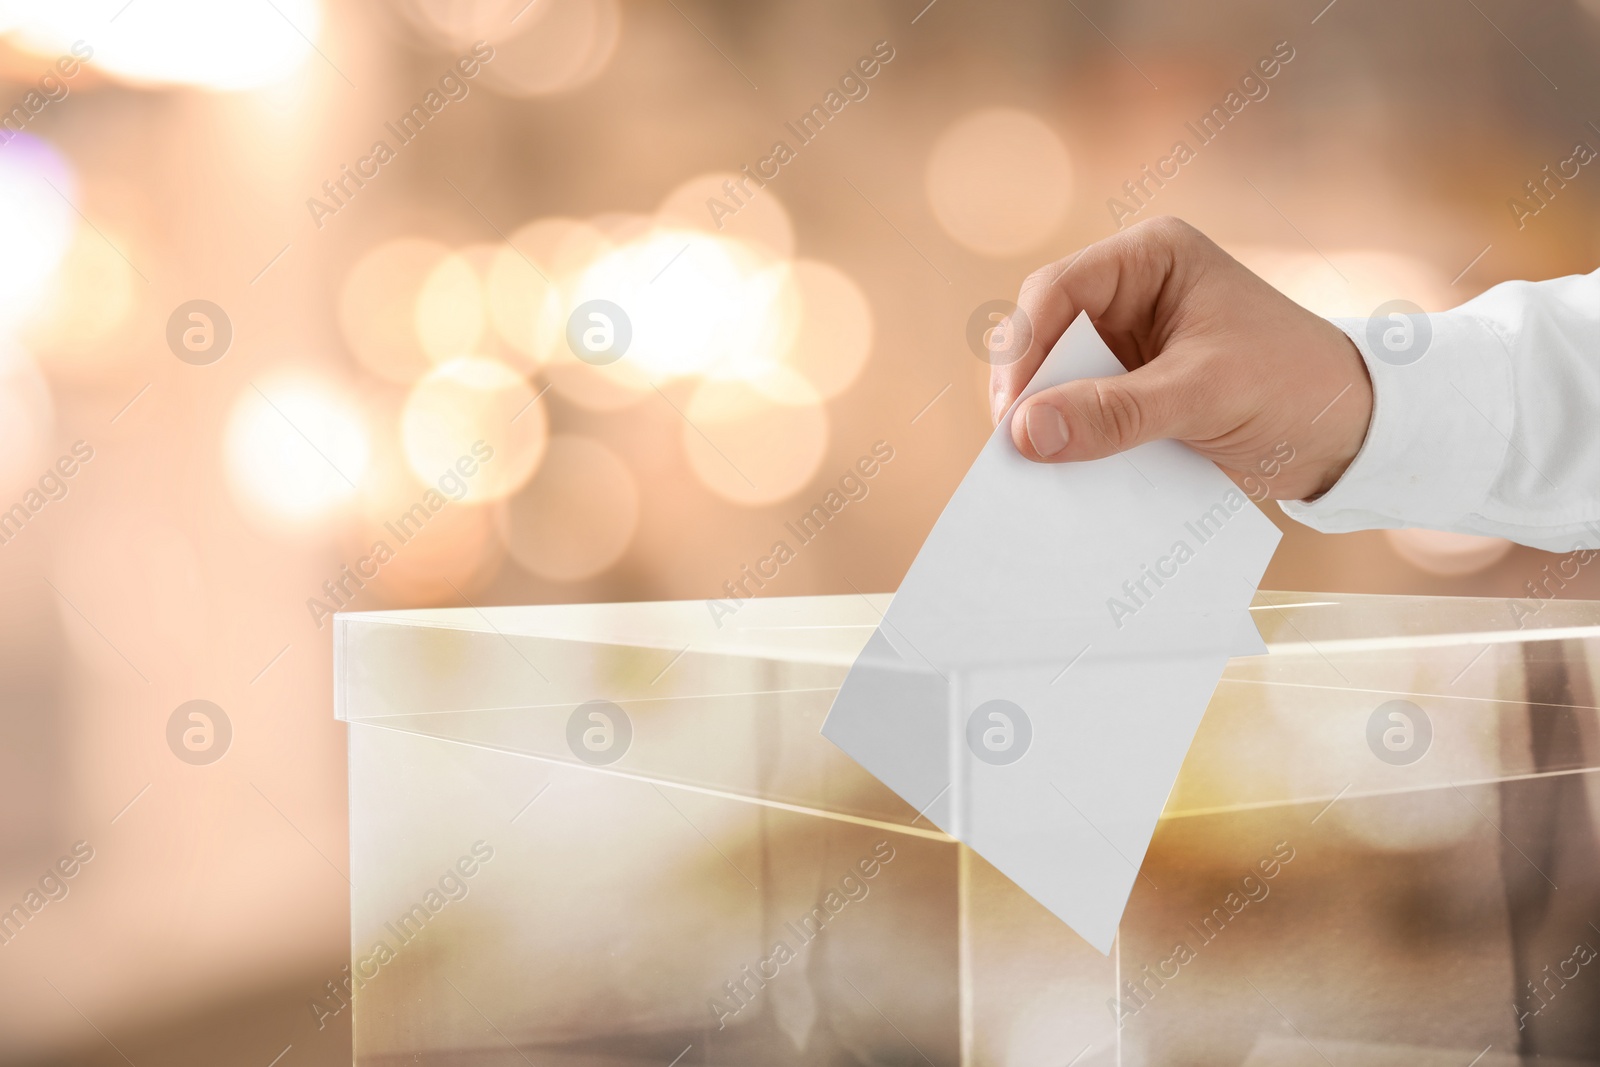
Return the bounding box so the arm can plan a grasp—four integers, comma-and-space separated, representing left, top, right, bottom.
821, 311, 1281, 952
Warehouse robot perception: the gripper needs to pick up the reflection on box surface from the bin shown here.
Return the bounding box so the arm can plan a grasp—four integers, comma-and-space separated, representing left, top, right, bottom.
335, 592, 1600, 1066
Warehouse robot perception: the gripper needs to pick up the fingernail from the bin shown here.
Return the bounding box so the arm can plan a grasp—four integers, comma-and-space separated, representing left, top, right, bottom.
1024, 404, 1070, 458
991, 392, 1008, 426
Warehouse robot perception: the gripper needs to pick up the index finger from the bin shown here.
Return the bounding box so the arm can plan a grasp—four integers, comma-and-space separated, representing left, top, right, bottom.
987, 219, 1186, 424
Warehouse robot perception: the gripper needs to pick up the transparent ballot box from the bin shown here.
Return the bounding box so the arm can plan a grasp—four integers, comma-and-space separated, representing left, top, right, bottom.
335, 593, 1600, 1066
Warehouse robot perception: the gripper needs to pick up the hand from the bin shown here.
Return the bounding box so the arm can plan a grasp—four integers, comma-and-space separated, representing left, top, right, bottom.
989, 216, 1374, 502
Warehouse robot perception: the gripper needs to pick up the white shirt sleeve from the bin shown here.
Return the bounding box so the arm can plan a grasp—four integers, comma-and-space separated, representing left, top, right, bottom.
1280, 269, 1600, 553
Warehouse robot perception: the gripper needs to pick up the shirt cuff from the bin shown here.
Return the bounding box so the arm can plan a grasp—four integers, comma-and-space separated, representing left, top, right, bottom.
1279, 309, 1515, 533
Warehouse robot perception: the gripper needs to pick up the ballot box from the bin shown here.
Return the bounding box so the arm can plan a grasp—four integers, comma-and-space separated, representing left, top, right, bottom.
335, 592, 1600, 1066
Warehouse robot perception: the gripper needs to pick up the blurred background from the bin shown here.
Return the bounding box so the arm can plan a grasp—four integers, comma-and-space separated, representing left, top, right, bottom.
1, 0, 1599, 1062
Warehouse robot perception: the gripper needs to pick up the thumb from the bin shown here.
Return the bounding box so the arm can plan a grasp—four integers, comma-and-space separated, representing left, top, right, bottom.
1008, 362, 1190, 463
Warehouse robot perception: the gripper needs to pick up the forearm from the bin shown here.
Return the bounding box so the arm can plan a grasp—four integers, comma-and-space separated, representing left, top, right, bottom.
1282, 270, 1600, 553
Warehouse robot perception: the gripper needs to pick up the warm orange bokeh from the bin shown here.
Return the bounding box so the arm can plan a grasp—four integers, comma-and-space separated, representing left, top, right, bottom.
1, 2, 1597, 1064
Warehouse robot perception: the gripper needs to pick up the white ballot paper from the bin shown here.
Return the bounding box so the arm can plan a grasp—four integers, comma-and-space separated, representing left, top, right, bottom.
821, 311, 1281, 953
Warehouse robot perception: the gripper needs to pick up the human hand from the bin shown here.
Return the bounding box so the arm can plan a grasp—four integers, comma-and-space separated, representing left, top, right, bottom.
989, 217, 1374, 502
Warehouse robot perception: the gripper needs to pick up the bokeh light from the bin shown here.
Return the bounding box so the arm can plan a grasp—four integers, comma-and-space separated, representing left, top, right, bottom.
478, 0, 622, 98
0, 135, 76, 337
778, 259, 874, 400
23, 219, 141, 379
589, 211, 654, 244
339, 238, 454, 384
500, 435, 639, 581
391, 0, 524, 44
571, 228, 797, 383
486, 218, 573, 364
1326, 786, 1483, 852
1261, 676, 1495, 852
540, 349, 655, 411
1384, 528, 1515, 577
999, 981, 1112, 1067
1230, 246, 1452, 316
925, 108, 1073, 257
1, 0, 320, 90
224, 377, 369, 524
401, 356, 548, 503
415, 247, 489, 365
682, 371, 828, 506
656, 171, 796, 260
3, 4, 1596, 1055
487, 218, 635, 413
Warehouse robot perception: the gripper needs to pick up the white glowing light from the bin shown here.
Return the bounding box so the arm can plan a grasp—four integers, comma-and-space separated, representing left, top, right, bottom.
569, 229, 795, 383
225, 379, 368, 523
0, 136, 76, 336
0, 0, 320, 91
1229, 246, 1451, 316
1385, 528, 1515, 577
401, 356, 548, 503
